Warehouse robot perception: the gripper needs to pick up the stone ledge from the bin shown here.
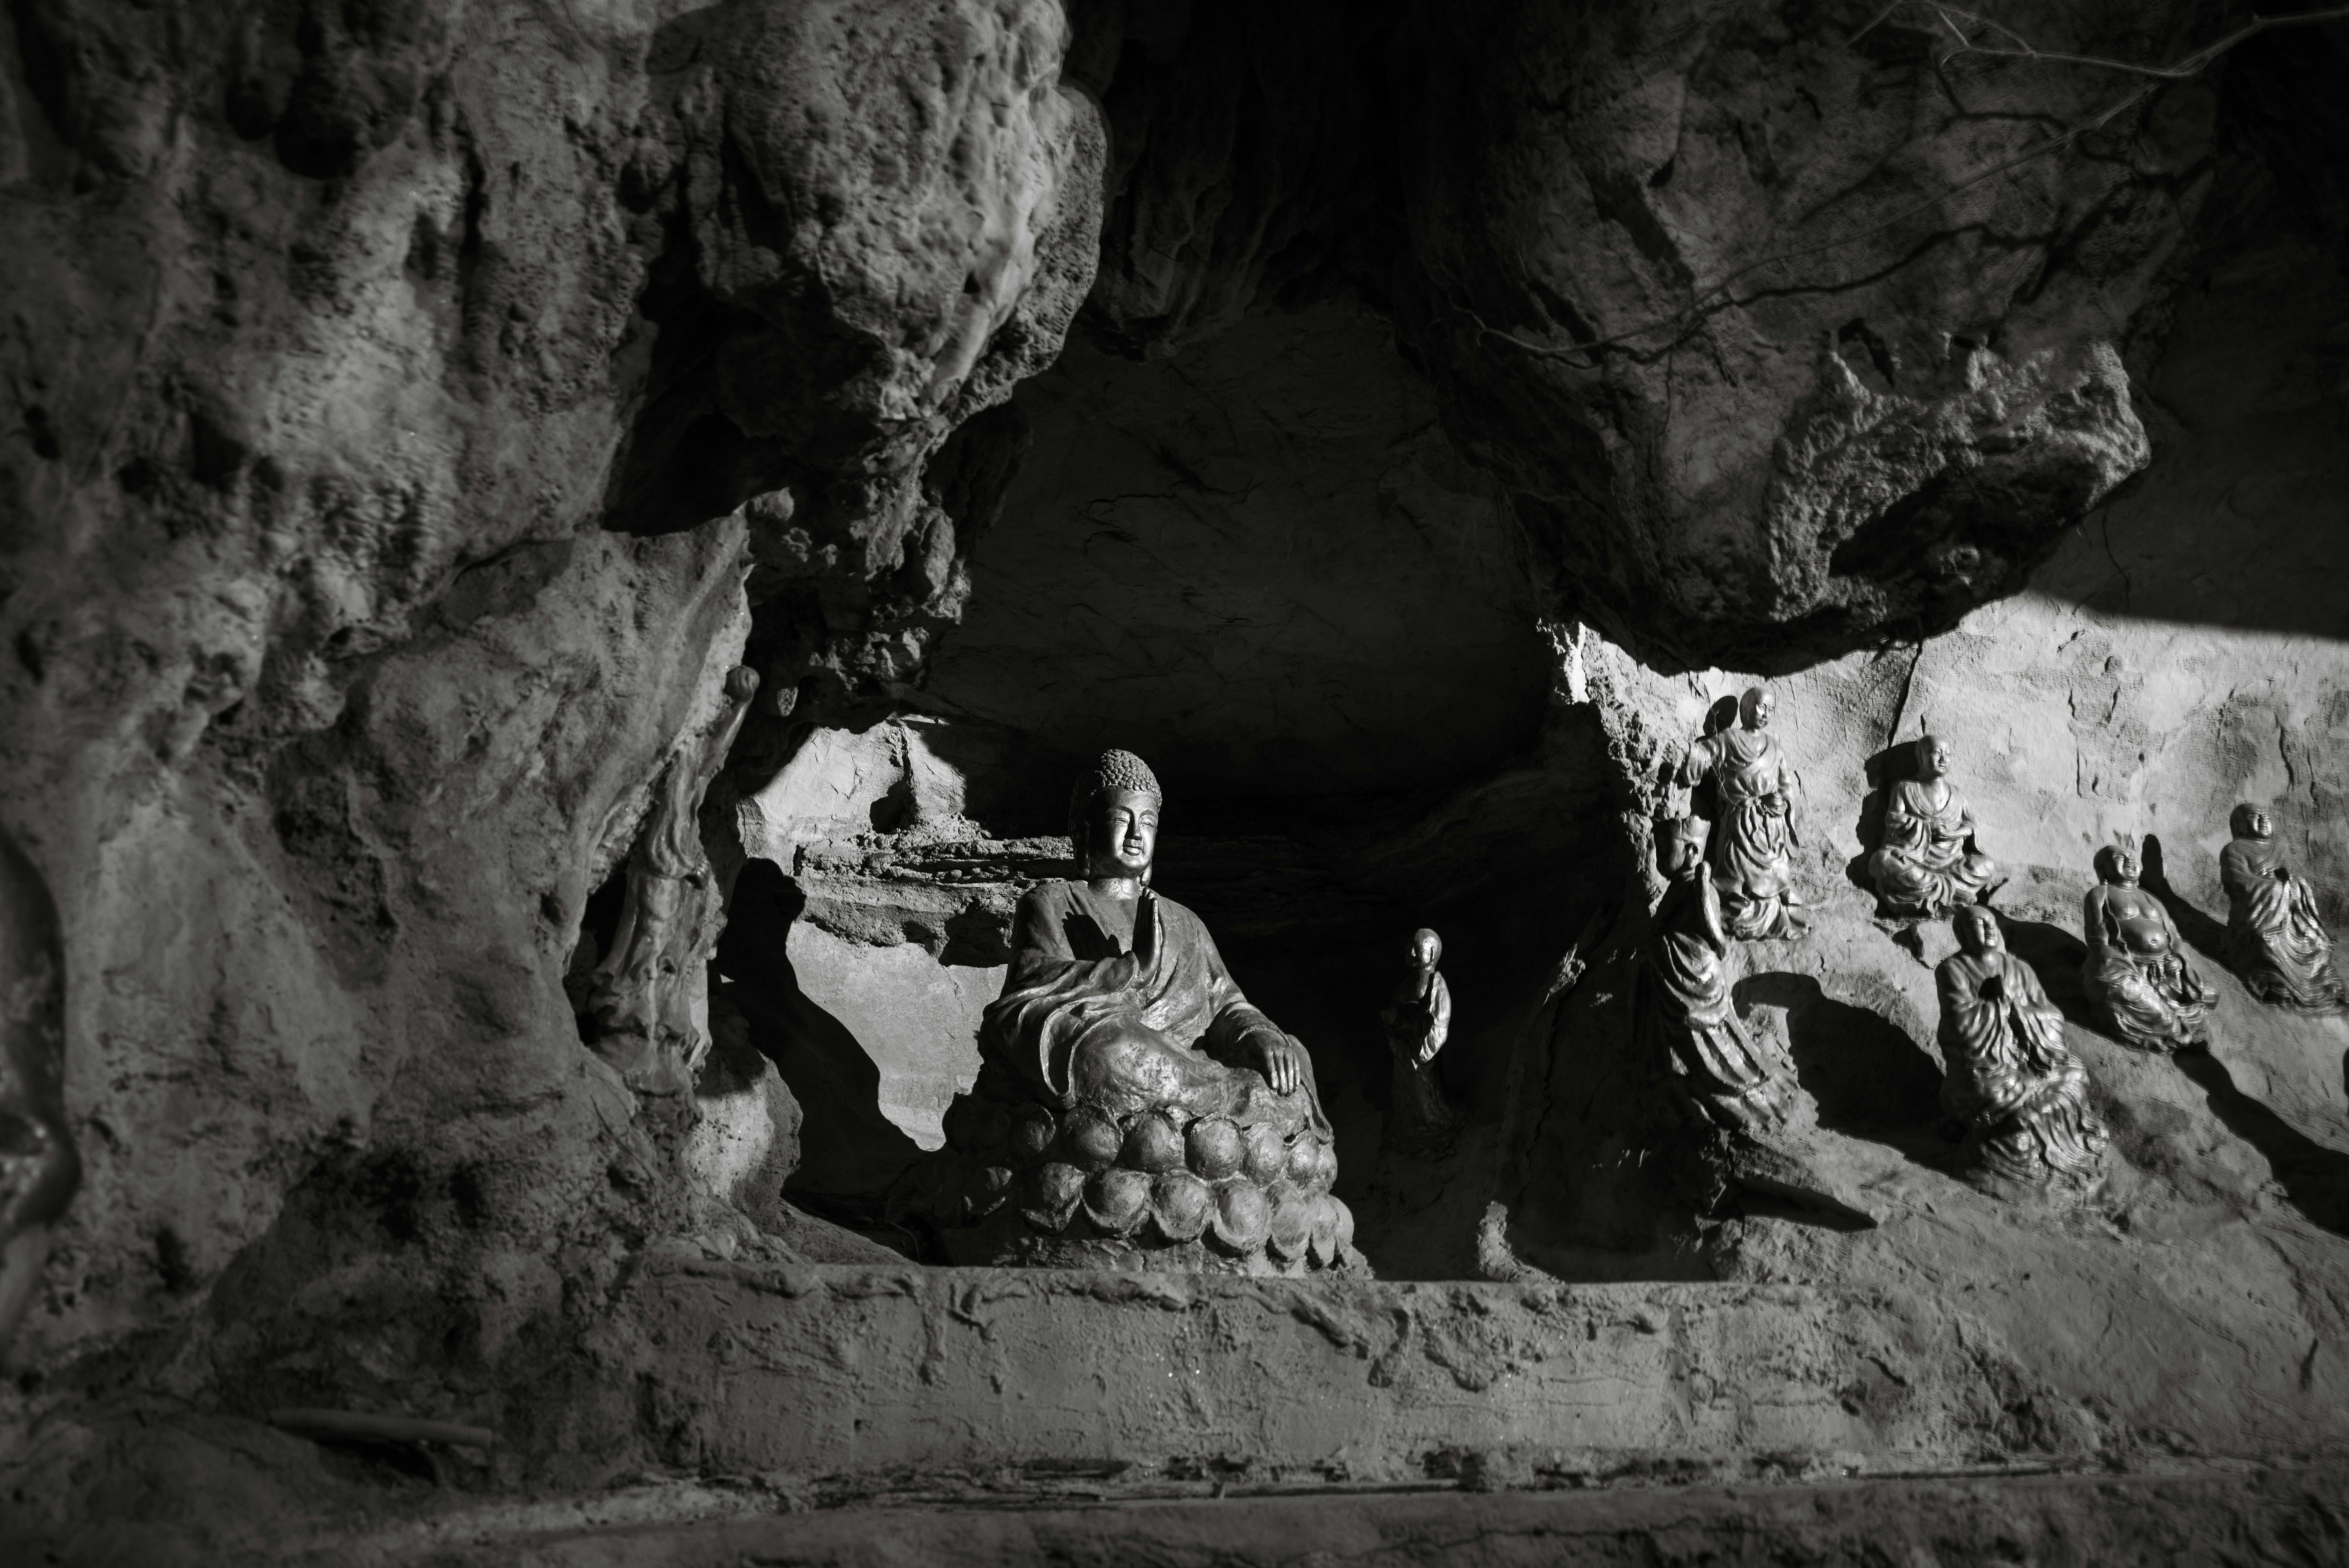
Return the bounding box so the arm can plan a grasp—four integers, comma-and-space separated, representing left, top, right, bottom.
597, 1258, 2349, 1488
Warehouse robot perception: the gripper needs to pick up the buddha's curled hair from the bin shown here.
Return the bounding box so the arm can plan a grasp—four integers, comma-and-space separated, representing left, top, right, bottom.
1068, 748, 1164, 847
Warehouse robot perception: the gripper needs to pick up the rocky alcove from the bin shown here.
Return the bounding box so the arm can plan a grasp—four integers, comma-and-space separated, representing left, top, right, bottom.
5, 0, 2349, 1559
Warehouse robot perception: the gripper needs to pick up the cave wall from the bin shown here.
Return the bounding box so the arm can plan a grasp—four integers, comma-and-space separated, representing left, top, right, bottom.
0, 0, 1104, 1382
5, 0, 2349, 1545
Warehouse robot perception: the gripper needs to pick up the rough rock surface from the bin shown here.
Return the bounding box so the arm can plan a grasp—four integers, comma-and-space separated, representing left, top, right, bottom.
1081, 0, 2210, 666
5, 0, 2349, 1558
0, 0, 1101, 1392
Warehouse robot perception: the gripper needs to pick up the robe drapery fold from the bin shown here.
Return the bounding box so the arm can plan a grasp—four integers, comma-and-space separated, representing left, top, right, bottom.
1678, 728, 1797, 939
981, 880, 1330, 1134
2081, 883, 2211, 1051
1936, 948, 2105, 1188
1638, 870, 1796, 1131
1870, 778, 2002, 917
2222, 838, 2349, 1014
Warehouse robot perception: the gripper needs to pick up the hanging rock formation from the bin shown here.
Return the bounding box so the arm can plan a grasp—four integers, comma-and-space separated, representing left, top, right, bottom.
5, 0, 2349, 1554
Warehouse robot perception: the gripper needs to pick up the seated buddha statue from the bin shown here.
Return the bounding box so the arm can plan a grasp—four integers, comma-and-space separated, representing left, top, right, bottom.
2081, 841, 2212, 1052
921, 750, 1354, 1274
1937, 906, 2108, 1201
2221, 805, 2348, 1016
1868, 734, 2005, 918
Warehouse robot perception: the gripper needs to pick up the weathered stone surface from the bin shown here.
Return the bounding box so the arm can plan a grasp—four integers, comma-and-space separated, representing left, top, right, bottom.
346, 1467, 2349, 1566
0, 0, 1105, 1386
1078, 0, 2208, 666
7, 0, 2349, 1559
927, 298, 1553, 802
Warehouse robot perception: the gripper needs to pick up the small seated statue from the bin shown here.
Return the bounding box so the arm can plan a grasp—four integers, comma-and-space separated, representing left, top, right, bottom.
1937, 906, 2108, 1201
924, 750, 1353, 1274
2222, 805, 2348, 1015
1636, 817, 1799, 1133
2082, 841, 2212, 1052
1381, 928, 1455, 1150
1868, 734, 2005, 918
1675, 685, 1806, 939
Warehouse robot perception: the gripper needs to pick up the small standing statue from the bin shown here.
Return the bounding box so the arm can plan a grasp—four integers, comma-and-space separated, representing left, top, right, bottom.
1675, 685, 1805, 939
2221, 805, 2349, 1015
2082, 841, 2212, 1052
1868, 734, 2005, 918
1381, 928, 1455, 1148
1, 823, 79, 1358
1936, 906, 2109, 1202
1637, 817, 1800, 1133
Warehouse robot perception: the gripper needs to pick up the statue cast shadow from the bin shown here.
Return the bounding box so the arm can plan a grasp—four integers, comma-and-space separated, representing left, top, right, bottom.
2140, 834, 2233, 967
2171, 1050, 2349, 1238
1737, 972, 1957, 1168
715, 860, 924, 1205
1991, 916, 2101, 1032
1843, 743, 1914, 894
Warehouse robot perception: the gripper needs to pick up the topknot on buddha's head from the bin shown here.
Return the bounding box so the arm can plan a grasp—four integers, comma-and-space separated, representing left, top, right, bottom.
1068, 749, 1163, 843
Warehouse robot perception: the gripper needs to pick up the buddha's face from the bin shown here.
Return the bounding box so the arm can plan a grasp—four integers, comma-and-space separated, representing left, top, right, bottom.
1742, 690, 1774, 731
2108, 847, 2141, 886
1918, 738, 1951, 779
1955, 907, 2003, 956
1409, 930, 1442, 971
2247, 808, 2273, 839
1084, 788, 1159, 880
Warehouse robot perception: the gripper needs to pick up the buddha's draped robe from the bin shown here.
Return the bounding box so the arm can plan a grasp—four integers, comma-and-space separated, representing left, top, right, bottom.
1638, 868, 1796, 1131
982, 880, 1330, 1134
1677, 727, 1797, 939
1869, 778, 2002, 917
2080, 882, 2211, 1050
1936, 946, 2105, 1188
2222, 837, 2348, 1014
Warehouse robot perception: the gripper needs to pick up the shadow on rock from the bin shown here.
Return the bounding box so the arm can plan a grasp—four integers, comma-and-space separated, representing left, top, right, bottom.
2141, 834, 2231, 966
716, 860, 923, 1203
1738, 971, 1955, 1172
1995, 916, 2099, 1032
2173, 1050, 2349, 1237
1844, 743, 1914, 893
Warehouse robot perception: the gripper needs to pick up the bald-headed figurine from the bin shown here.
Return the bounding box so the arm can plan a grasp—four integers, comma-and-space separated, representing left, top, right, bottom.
1937, 905, 2107, 1198
1675, 685, 1806, 940
0, 823, 78, 1358
1382, 928, 1455, 1146
2082, 841, 2211, 1052
2222, 805, 2348, 1015
1868, 734, 2005, 919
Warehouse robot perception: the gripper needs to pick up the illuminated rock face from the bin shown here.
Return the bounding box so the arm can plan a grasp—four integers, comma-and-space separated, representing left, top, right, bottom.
7, 0, 2349, 1548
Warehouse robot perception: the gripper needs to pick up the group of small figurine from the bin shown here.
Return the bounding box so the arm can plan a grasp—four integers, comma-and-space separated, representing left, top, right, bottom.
910, 722, 2346, 1279
1643, 683, 2348, 1201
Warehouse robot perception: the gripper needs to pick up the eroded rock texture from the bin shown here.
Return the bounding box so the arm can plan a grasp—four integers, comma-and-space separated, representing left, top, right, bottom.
5, 0, 2349, 1553
0, 0, 1100, 1413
